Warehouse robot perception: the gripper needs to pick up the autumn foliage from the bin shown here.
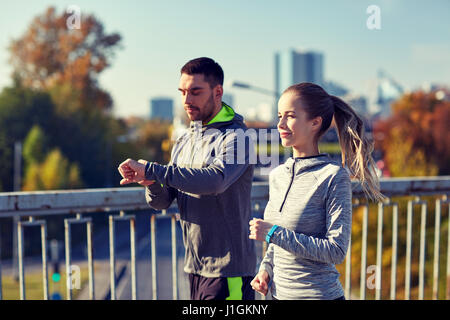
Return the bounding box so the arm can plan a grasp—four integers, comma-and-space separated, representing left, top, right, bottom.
373, 89, 450, 177
9, 7, 122, 110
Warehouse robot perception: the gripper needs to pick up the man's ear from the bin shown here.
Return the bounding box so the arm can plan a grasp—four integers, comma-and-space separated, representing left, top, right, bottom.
214, 84, 223, 102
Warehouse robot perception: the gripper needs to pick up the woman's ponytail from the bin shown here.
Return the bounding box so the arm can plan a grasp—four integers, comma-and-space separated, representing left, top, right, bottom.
331, 95, 385, 202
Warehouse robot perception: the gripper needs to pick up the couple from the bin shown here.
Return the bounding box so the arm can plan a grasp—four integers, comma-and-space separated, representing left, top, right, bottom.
117, 57, 384, 300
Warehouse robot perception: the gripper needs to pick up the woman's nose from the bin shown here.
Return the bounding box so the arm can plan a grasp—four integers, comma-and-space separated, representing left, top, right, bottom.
277, 117, 286, 130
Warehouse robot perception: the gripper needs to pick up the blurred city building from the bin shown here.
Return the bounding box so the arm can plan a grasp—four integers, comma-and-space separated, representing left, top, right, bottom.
366, 69, 404, 119
149, 97, 174, 121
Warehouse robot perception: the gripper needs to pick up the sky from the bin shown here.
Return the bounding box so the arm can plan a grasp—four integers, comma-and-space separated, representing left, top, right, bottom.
0, 0, 449, 119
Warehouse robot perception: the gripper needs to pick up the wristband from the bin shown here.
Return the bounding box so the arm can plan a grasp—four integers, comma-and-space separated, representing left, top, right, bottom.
265, 225, 279, 243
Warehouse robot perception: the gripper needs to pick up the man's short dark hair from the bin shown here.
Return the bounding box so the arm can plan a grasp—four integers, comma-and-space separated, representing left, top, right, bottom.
181, 57, 224, 88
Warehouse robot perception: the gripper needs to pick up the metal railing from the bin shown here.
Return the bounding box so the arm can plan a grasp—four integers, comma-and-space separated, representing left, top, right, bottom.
0, 176, 449, 300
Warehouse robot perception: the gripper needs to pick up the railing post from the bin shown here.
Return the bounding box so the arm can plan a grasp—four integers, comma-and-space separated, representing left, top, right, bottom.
171, 214, 178, 300
405, 198, 427, 300
18, 219, 25, 300
375, 202, 384, 300
109, 215, 116, 300
108, 211, 137, 300
0, 227, 3, 300
418, 201, 427, 300
64, 214, 95, 300
346, 201, 364, 300
360, 204, 368, 300
17, 217, 49, 300
432, 196, 450, 300
64, 218, 72, 300
41, 222, 49, 300
375, 200, 399, 300
432, 198, 441, 300
446, 196, 450, 300
87, 220, 95, 300
390, 203, 399, 300
405, 200, 413, 300
129, 213, 137, 301
151, 214, 157, 300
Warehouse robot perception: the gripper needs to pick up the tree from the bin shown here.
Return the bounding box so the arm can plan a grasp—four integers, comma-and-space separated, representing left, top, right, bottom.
23, 125, 49, 166
374, 88, 450, 176
23, 148, 83, 191
0, 131, 10, 192
0, 81, 56, 191
9, 7, 122, 110
136, 120, 173, 164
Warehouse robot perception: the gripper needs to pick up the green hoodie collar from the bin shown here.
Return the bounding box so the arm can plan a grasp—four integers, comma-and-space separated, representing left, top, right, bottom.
206, 102, 235, 125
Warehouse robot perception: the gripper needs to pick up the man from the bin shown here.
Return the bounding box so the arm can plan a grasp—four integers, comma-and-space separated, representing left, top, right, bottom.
118, 57, 256, 300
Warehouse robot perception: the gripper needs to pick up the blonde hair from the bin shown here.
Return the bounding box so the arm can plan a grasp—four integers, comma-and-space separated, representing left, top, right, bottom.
283, 83, 385, 202
331, 95, 385, 202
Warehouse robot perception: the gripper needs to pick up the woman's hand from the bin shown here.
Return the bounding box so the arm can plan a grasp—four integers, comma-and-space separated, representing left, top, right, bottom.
250, 270, 270, 296
249, 218, 273, 241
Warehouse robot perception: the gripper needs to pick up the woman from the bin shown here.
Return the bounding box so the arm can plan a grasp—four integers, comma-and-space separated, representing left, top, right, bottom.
249, 82, 384, 300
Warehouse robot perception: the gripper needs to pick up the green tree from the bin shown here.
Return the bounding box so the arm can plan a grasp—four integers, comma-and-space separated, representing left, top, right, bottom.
0, 81, 56, 191
137, 120, 173, 164
23, 148, 83, 191
23, 125, 49, 166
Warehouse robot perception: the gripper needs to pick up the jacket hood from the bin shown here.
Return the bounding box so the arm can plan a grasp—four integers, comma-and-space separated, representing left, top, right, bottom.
189, 102, 245, 132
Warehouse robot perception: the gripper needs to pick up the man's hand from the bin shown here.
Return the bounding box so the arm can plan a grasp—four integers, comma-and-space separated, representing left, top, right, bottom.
249, 218, 273, 241
118, 158, 155, 186
250, 270, 270, 296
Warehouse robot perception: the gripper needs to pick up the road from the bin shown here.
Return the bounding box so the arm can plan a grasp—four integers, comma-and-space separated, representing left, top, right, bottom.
75, 211, 190, 300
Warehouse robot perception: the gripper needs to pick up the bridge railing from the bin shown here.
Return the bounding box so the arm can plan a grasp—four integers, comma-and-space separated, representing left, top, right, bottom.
0, 176, 449, 300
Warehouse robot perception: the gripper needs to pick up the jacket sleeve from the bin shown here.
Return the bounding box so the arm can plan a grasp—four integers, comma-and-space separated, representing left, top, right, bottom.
144, 134, 183, 210
145, 182, 178, 210
258, 243, 275, 282
144, 131, 254, 195
269, 169, 352, 265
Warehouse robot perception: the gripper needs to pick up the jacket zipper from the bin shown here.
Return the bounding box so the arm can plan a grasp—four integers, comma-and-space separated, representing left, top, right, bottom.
279, 161, 296, 213
189, 124, 201, 166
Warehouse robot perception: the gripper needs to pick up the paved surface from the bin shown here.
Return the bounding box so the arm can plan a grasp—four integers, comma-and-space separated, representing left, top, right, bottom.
76, 214, 190, 300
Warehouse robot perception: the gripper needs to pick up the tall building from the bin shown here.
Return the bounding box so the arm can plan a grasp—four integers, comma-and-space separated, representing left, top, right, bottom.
366, 69, 403, 118
275, 49, 324, 95
149, 97, 173, 121
274, 49, 324, 122
324, 80, 349, 97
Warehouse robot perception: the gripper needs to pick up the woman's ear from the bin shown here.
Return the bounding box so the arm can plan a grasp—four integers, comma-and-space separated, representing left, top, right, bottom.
311, 116, 323, 133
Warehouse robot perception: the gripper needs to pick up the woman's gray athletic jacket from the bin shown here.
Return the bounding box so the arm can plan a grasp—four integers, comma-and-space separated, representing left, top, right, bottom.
260, 154, 352, 299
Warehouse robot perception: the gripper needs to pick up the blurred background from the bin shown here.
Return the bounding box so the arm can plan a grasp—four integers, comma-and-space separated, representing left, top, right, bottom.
0, 0, 449, 300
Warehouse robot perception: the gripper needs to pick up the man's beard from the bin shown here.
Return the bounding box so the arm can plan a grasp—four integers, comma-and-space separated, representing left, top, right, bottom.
185, 93, 216, 123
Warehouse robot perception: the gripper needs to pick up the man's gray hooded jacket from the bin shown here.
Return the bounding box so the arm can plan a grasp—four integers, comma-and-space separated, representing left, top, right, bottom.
144, 103, 256, 278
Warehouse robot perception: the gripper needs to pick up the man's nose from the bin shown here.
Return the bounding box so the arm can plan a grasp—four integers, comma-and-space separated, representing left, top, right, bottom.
184, 93, 194, 105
